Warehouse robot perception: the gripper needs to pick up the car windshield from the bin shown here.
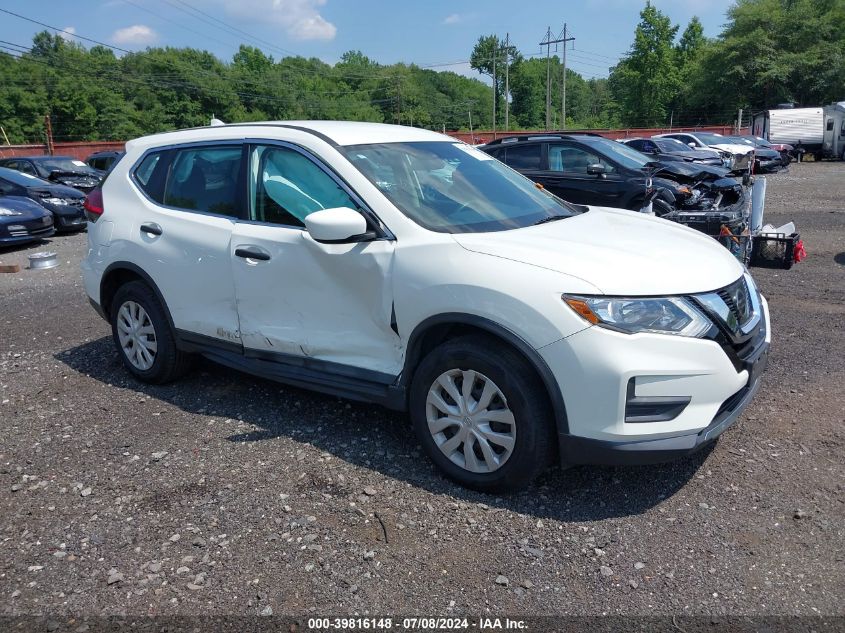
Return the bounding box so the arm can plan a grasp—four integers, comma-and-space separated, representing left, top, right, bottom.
726, 136, 755, 146
753, 137, 773, 147
0, 166, 50, 187
655, 139, 691, 152
341, 141, 581, 233
696, 133, 731, 145
37, 158, 98, 175
577, 137, 651, 169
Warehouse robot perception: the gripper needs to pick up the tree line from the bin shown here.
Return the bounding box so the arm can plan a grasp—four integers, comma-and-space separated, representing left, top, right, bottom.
0, 0, 842, 144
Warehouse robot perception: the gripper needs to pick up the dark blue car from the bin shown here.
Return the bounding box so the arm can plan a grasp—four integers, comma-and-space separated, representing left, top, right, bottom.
0, 195, 55, 246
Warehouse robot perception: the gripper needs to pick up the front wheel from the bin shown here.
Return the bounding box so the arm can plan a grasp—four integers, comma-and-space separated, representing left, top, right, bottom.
409, 335, 556, 493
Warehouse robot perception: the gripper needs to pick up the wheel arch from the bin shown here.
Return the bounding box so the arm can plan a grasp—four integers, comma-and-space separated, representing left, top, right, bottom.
401, 313, 569, 435
100, 261, 175, 331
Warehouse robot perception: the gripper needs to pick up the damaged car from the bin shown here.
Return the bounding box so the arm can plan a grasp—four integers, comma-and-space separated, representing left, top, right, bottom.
481, 133, 756, 262
0, 167, 87, 232
0, 155, 102, 192
0, 194, 55, 246
653, 132, 754, 175
620, 137, 724, 167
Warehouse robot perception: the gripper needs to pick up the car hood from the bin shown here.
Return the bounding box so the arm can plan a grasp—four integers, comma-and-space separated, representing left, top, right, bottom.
28, 183, 85, 198
452, 207, 744, 296
709, 143, 754, 155
0, 195, 51, 221
651, 161, 731, 182
679, 149, 722, 160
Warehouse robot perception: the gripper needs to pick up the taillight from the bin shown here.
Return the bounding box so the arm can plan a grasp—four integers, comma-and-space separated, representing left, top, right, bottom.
83, 188, 104, 222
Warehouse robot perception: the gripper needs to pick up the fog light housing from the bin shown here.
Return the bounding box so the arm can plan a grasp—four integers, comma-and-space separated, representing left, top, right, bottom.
625, 378, 691, 423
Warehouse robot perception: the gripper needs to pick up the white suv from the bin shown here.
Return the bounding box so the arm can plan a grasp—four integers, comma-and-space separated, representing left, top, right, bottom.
81, 121, 770, 492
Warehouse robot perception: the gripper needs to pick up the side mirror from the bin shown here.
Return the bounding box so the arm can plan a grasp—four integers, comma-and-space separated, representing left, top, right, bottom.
304, 207, 373, 244
688, 142, 696, 148
586, 164, 607, 176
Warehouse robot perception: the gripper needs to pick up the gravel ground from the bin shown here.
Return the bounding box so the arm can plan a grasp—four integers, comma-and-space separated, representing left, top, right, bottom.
1, 162, 843, 620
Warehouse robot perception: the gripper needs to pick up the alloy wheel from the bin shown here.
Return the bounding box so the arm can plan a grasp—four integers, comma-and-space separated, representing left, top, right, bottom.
116, 300, 158, 371
425, 369, 516, 474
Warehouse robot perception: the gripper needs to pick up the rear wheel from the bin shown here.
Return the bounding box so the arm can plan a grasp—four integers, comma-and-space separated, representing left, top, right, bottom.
110, 281, 192, 384
409, 335, 556, 493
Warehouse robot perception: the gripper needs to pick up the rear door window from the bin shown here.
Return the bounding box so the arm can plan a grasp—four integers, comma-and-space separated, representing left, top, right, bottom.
547, 144, 615, 174
163, 146, 244, 217
502, 144, 542, 170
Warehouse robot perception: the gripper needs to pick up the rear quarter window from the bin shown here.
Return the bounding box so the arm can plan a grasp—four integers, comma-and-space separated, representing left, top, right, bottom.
132, 152, 167, 203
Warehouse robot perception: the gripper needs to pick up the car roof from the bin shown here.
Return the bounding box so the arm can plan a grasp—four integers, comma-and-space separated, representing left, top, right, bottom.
8, 155, 75, 161
128, 121, 451, 150
88, 150, 124, 158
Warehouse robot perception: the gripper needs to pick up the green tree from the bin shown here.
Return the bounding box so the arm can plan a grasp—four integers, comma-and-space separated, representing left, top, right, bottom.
609, 2, 680, 126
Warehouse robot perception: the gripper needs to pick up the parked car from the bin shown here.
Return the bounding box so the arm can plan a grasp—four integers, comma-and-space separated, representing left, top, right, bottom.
0, 194, 55, 246
654, 132, 754, 174
742, 136, 793, 165
620, 137, 724, 166
81, 121, 769, 492
0, 155, 102, 192
726, 136, 783, 173
0, 167, 87, 231
85, 150, 125, 176
480, 133, 745, 218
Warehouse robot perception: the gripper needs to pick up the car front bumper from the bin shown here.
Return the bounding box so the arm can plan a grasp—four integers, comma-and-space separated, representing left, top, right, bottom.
540, 295, 770, 465
0, 218, 56, 245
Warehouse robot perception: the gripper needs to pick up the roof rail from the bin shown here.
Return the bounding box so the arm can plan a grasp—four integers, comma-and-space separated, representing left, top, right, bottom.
485, 131, 607, 145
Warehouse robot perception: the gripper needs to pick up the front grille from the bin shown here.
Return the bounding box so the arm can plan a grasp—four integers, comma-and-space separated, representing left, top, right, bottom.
717, 277, 753, 327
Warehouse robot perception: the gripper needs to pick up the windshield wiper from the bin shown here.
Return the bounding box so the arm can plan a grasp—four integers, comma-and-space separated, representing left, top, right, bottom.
533, 214, 569, 226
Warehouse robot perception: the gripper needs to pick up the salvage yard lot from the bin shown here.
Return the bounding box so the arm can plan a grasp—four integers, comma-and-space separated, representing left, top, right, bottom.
1, 162, 843, 617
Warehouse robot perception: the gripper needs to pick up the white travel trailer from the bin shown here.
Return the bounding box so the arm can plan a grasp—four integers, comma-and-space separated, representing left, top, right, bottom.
822, 101, 845, 160
752, 107, 824, 154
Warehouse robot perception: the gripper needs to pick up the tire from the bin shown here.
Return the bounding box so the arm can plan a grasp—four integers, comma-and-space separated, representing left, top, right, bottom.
409, 335, 556, 493
652, 197, 674, 217
110, 280, 192, 384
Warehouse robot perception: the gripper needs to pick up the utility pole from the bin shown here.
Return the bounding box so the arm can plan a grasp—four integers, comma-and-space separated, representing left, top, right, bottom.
504, 33, 510, 131
736, 108, 743, 134
468, 108, 474, 142
491, 43, 497, 139
540, 26, 573, 132
44, 114, 54, 156
396, 77, 402, 125
669, 110, 674, 131
560, 24, 575, 131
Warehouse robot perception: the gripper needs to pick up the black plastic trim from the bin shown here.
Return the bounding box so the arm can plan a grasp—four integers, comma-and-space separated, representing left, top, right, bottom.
100, 261, 175, 327
624, 379, 691, 423
401, 313, 569, 435
175, 330, 243, 355
204, 347, 405, 410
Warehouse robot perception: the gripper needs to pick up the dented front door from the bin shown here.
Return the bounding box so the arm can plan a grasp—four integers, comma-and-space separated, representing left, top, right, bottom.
229, 222, 400, 376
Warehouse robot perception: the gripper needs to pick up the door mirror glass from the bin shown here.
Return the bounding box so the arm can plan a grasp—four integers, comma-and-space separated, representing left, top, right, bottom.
586, 163, 607, 176
304, 207, 369, 243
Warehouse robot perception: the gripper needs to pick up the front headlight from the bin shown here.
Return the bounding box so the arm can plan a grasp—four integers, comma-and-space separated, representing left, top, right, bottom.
42, 197, 71, 205
563, 295, 712, 337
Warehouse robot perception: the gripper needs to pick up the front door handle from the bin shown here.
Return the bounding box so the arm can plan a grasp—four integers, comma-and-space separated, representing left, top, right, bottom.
140, 222, 162, 236
235, 247, 271, 261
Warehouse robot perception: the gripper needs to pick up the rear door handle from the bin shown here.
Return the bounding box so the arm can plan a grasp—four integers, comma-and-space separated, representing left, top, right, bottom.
140, 222, 162, 236
235, 246, 271, 261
